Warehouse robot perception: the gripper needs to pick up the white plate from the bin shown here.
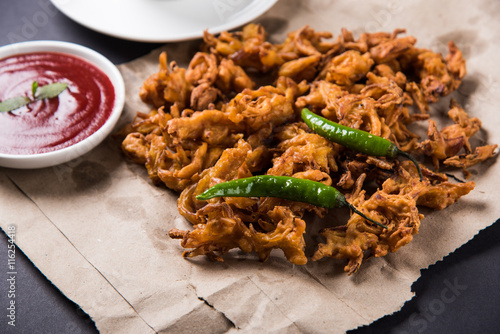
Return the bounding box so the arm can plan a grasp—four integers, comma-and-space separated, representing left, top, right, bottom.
50, 0, 278, 43
0, 41, 125, 169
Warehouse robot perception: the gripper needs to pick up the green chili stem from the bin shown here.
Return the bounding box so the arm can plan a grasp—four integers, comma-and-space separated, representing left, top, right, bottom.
397, 150, 423, 181
445, 173, 465, 183
336, 196, 387, 229
350, 204, 387, 229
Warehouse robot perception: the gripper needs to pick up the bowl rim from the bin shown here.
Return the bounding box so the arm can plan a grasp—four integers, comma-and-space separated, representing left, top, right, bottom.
0, 40, 125, 169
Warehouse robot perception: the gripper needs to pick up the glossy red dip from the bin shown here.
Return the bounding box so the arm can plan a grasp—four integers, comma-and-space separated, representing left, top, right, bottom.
0, 52, 115, 154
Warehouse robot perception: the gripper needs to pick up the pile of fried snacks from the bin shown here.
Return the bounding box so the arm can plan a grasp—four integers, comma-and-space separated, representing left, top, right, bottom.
120, 24, 497, 274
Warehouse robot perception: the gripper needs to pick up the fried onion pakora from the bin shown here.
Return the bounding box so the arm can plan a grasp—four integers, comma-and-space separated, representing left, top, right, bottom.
121, 24, 497, 274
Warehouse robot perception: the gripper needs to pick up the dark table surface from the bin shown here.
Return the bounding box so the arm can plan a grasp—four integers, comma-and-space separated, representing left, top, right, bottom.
1, 1, 499, 333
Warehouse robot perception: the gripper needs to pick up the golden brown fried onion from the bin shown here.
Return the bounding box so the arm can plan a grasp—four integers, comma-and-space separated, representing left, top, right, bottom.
121, 24, 496, 274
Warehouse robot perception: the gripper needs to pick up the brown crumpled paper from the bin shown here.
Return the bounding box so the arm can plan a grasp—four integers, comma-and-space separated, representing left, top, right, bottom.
1, 0, 500, 333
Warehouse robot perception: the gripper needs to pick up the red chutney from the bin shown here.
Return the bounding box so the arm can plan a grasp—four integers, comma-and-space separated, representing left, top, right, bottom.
0, 52, 115, 155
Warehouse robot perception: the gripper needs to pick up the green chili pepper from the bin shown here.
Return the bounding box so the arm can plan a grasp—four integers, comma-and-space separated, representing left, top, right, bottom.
196, 175, 387, 229
301, 108, 423, 181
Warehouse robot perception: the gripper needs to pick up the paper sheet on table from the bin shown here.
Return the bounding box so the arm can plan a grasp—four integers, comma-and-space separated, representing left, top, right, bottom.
1, 0, 500, 333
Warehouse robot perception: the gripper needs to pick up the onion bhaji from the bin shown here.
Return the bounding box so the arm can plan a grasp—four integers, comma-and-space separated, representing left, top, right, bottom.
121, 23, 497, 274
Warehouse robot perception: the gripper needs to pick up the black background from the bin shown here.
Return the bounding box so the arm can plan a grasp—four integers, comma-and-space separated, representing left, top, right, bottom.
1, 1, 499, 333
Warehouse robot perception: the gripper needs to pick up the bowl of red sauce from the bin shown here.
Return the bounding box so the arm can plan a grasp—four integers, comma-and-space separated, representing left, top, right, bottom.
0, 41, 125, 169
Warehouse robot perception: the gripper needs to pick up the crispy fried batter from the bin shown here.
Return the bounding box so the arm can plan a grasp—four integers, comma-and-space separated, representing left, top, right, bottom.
169, 204, 307, 265
140, 52, 192, 109
278, 55, 322, 82
216, 58, 255, 93
418, 99, 482, 169
121, 24, 496, 273
314, 162, 474, 273
319, 50, 374, 86
370, 35, 417, 64
408, 42, 466, 103
177, 139, 257, 224
444, 144, 498, 178
269, 124, 340, 176
224, 83, 297, 132
203, 23, 285, 72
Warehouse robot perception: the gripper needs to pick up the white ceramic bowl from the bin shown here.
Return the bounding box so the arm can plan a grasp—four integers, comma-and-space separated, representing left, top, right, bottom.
0, 41, 125, 169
